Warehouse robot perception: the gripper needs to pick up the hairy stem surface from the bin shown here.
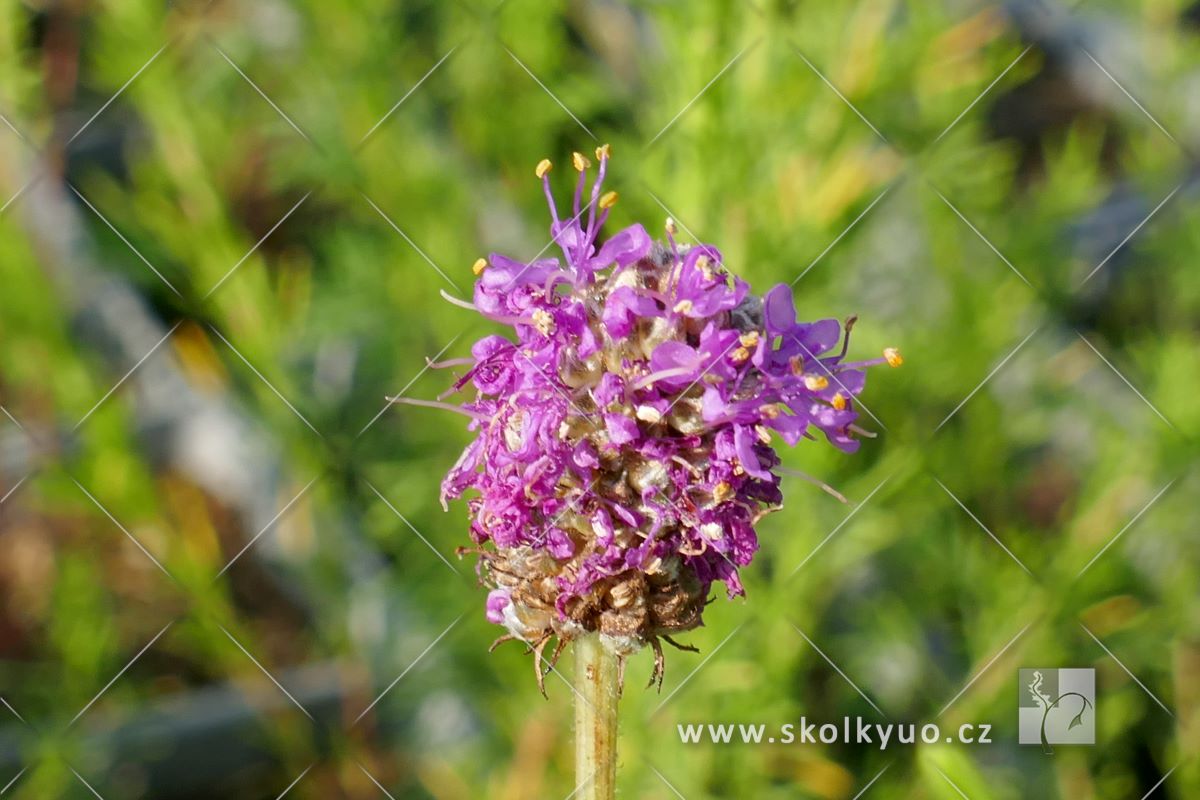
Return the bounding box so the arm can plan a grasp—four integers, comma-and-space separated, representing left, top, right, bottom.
574, 634, 619, 800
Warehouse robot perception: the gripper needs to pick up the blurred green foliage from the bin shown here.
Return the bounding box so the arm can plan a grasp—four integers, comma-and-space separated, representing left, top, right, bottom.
1, 0, 1198, 798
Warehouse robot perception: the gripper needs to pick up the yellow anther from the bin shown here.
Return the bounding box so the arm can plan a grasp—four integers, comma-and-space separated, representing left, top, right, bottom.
595, 143, 611, 161
472, 257, 488, 275
832, 392, 847, 411
804, 374, 830, 391
713, 481, 734, 504
884, 347, 903, 367
665, 217, 677, 236
758, 404, 780, 419
531, 309, 556, 336
535, 159, 552, 179
572, 151, 591, 171
739, 331, 760, 348
789, 355, 805, 376
672, 299, 693, 314
756, 425, 772, 444
599, 190, 619, 209
730, 346, 751, 363
635, 405, 662, 423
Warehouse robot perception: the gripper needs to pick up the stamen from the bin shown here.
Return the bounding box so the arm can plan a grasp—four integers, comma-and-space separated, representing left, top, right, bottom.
535, 159, 552, 179
831, 392, 847, 411
803, 374, 829, 391
572, 151, 591, 172
472, 257, 487, 275
712, 481, 734, 504
730, 346, 751, 363
665, 217, 677, 236
389, 396, 487, 420
595, 143, 611, 161
775, 467, 848, 503
531, 308, 556, 336
599, 191, 619, 209
884, 347, 903, 367
635, 405, 663, 423
739, 331, 760, 348
672, 299, 693, 314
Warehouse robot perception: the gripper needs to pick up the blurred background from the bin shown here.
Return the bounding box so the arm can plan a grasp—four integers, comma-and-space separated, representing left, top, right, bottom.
1, 0, 1198, 797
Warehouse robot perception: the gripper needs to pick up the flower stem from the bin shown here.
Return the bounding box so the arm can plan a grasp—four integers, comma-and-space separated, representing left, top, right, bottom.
575, 633, 619, 800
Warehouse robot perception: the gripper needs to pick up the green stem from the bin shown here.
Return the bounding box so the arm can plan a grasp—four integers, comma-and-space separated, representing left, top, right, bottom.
575, 633, 619, 800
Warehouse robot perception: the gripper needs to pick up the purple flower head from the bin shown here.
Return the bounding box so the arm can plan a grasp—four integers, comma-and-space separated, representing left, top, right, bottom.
413, 147, 900, 689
